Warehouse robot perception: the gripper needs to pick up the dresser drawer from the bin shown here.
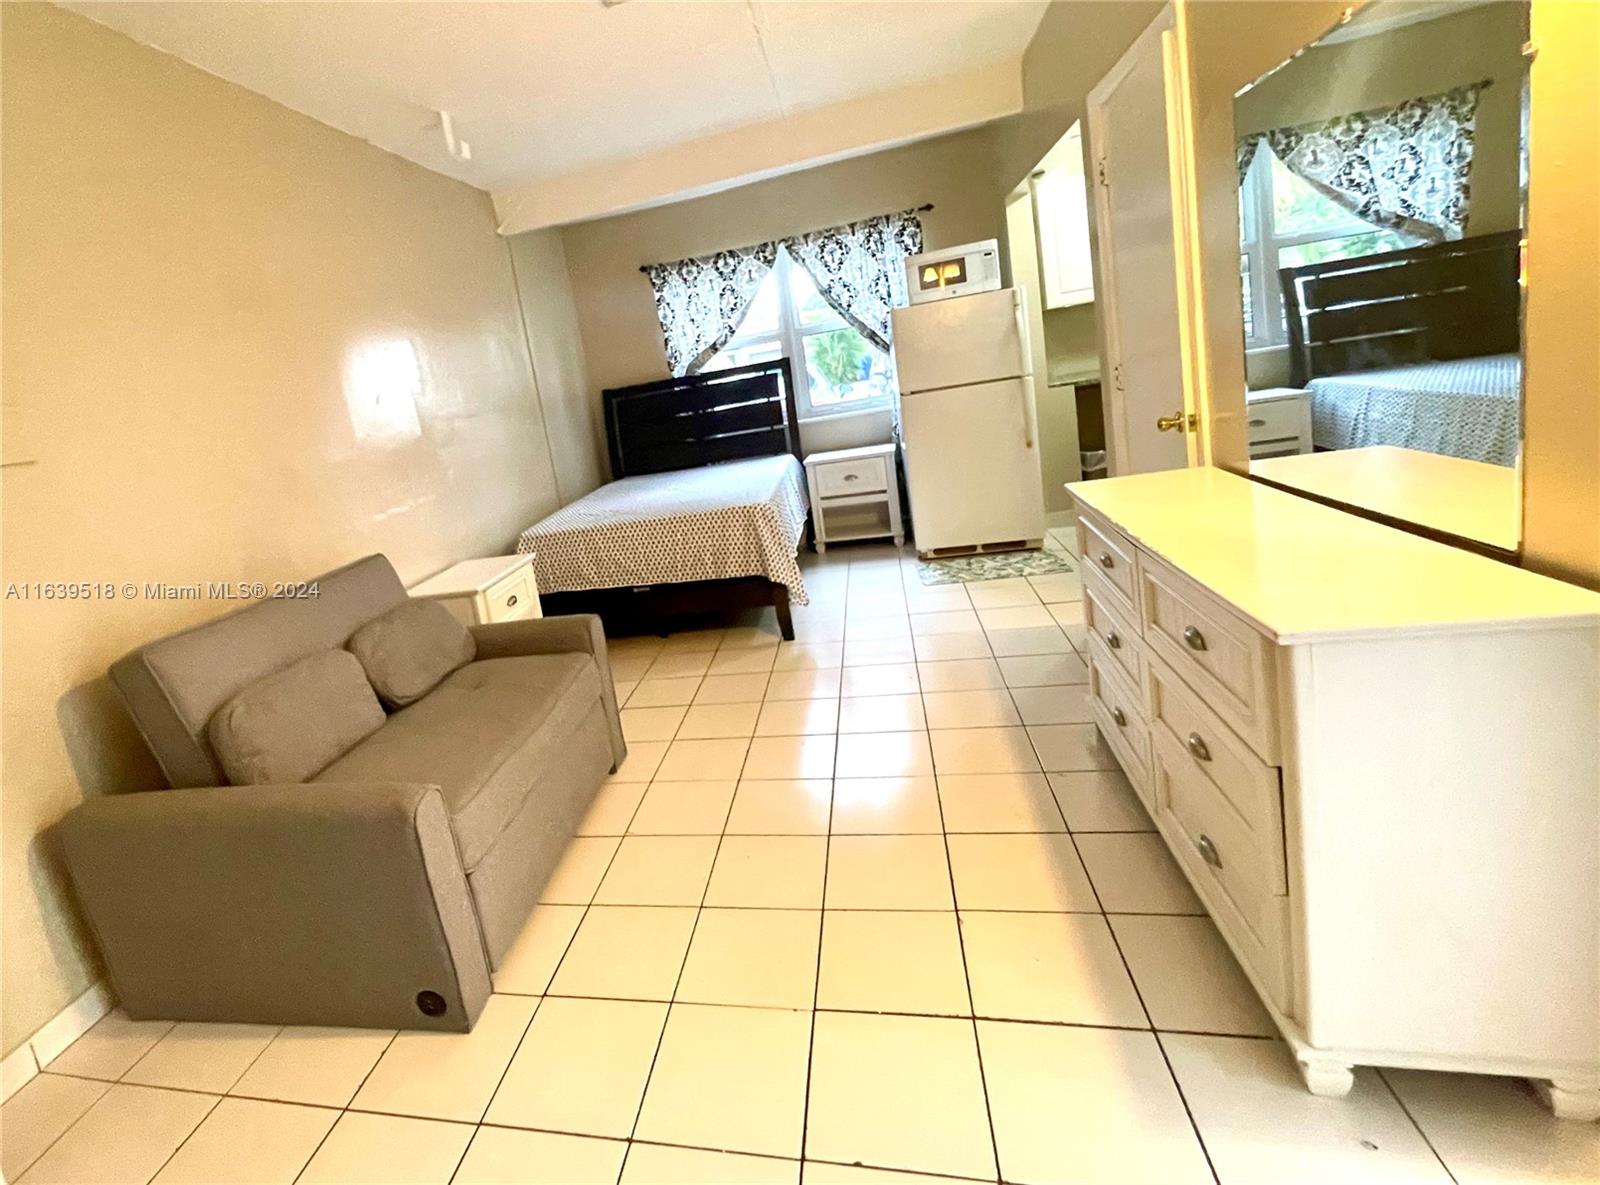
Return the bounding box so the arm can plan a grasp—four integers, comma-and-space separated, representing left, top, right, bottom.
1147, 656, 1284, 889
1137, 552, 1279, 763
1088, 637, 1152, 804
1246, 394, 1309, 447
816, 455, 888, 498
1083, 572, 1144, 693
486, 566, 539, 623
1151, 732, 1291, 1009
1076, 510, 1139, 618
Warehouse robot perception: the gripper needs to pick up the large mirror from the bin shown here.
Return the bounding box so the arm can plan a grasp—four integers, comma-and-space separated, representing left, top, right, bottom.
1231, 0, 1528, 554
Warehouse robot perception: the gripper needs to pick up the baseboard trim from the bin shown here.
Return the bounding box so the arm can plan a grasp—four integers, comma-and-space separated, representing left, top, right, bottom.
1, 980, 113, 1102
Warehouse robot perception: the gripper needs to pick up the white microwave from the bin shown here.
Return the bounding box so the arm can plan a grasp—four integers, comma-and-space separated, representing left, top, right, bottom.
905, 239, 1002, 304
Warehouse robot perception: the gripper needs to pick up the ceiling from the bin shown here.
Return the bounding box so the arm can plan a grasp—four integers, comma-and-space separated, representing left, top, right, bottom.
61, 0, 1050, 196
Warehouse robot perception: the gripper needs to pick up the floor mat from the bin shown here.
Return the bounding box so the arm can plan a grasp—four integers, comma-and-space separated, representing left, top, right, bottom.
914, 549, 1076, 585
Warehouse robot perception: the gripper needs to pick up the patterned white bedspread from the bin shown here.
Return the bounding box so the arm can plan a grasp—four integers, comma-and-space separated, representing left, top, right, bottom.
517, 454, 810, 604
1308, 353, 1521, 466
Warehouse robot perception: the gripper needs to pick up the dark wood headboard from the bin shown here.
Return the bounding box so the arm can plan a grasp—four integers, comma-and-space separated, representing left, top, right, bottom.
1279, 230, 1521, 387
602, 359, 802, 479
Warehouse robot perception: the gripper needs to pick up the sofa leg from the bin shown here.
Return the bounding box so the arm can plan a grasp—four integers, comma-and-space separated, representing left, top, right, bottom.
773, 584, 794, 641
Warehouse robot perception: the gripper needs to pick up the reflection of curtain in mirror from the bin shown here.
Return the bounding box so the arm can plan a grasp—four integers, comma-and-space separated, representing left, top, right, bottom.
1237, 81, 1489, 242
642, 243, 779, 376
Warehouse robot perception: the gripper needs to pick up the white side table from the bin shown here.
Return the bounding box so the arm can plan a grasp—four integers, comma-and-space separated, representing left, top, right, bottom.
803, 443, 905, 553
1245, 387, 1314, 459
408, 554, 541, 626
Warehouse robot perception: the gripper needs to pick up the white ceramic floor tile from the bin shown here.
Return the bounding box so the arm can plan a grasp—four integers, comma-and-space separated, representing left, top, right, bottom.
806, 1012, 996, 1180
538, 837, 621, 904
1, 1073, 109, 1181
694, 673, 773, 704
911, 632, 994, 662
922, 689, 1022, 730
1163, 1034, 1454, 1185
909, 610, 984, 637
930, 726, 1041, 774
725, 778, 834, 835
709, 647, 779, 676
621, 705, 688, 743
646, 651, 716, 679
635, 1004, 812, 1158
676, 908, 821, 1008
152, 1096, 336, 1185
653, 737, 751, 781
628, 779, 738, 834
756, 697, 841, 737
985, 626, 1072, 658
840, 663, 920, 697
937, 772, 1065, 832
577, 780, 649, 836
843, 637, 916, 666
817, 910, 970, 1016
773, 640, 845, 671
764, 668, 841, 701
1048, 770, 1153, 832
980, 1021, 1213, 1185
625, 676, 702, 708
705, 836, 828, 908
902, 585, 973, 614
16, 1083, 214, 1185
484, 996, 667, 1138
831, 776, 943, 834
743, 734, 838, 779
549, 906, 699, 1001
946, 833, 1099, 911
915, 659, 1004, 692
1028, 723, 1119, 772
453, 1126, 627, 1184
123, 1022, 278, 1094
837, 694, 927, 735
41, 1011, 173, 1082
826, 836, 954, 910
350, 994, 535, 1122
833, 731, 934, 778
1382, 1068, 1600, 1185
495, 904, 585, 995
658, 628, 726, 654
1009, 684, 1094, 726
1109, 915, 1276, 1036
998, 653, 1089, 687
609, 656, 655, 683
1074, 833, 1204, 914
593, 836, 720, 906
622, 1143, 799, 1184
961, 911, 1146, 1026
965, 578, 1041, 609
296, 1112, 473, 1185
676, 702, 762, 739
977, 604, 1056, 631
1027, 573, 1083, 604
722, 622, 784, 650
802, 1162, 975, 1183
606, 741, 668, 784
230, 1025, 395, 1108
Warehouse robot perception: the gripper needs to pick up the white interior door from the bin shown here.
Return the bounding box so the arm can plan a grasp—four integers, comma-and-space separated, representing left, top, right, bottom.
1087, 4, 1194, 475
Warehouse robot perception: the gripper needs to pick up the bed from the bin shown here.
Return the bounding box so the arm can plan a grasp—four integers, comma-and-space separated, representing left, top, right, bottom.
1279, 230, 1522, 466
516, 359, 810, 640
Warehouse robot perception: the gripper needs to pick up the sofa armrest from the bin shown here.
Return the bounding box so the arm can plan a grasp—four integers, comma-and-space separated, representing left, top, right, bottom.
471, 614, 626, 767
59, 782, 491, 1031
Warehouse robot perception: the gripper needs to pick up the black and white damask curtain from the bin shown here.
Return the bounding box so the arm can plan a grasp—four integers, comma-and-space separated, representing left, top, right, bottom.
641, 208, 924, 377
1237, 81, 1489, 242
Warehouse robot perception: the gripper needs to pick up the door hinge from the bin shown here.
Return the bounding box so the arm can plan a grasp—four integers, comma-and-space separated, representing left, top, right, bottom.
1096, 158, 1109, 190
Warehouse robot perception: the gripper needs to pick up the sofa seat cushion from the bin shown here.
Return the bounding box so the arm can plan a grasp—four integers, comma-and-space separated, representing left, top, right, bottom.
313, 654, 601, 869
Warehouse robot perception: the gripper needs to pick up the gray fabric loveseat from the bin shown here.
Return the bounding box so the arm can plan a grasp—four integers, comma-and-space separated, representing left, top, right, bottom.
58, 554, 625, 1033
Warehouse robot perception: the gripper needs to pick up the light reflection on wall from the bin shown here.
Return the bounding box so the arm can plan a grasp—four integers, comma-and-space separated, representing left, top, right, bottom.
343, 337, 424, 442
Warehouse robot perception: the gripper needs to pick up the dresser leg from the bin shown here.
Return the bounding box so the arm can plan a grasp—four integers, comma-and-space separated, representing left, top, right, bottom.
1533, 1077, 1600, 1121
1296, 1054, 1355, 1098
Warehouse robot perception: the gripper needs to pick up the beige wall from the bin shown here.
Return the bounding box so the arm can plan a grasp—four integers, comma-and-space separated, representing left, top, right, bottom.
0, 3, 579, 1053
553, 125, 1010, 459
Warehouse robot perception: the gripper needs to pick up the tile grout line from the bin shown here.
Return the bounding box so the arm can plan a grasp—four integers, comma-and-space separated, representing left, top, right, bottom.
289, 1027, 402, 1185
1376, 1067, 1461, 1184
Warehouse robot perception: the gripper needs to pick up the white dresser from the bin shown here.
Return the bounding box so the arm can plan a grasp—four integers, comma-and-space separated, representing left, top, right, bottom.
1068, 467, 1600, 1118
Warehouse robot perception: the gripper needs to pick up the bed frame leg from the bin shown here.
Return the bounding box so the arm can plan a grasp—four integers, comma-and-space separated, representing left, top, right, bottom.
773, 584, 794, 641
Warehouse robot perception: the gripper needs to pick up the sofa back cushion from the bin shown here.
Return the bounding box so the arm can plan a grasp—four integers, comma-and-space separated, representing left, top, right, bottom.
110, 555, 408, 788
208, 649, 386, 785
347, 599, 477, 708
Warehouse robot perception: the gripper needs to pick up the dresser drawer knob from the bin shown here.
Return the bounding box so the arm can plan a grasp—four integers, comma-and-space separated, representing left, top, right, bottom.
1182, 625, 1207, 651
843, 472, 860, 482
1106, 630, 1122, 650
1196, 834, 1223, 869
1098, 552, 1114, 569
506, 594, 519, 608
1186, 732, 1211, 762
1111, 706, 1127, 727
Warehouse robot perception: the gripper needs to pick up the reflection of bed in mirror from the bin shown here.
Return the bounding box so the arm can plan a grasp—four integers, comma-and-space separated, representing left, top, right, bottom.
1278, 230, 1522, 465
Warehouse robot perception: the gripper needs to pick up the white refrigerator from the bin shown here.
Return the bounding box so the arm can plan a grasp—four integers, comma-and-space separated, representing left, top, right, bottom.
890, 287, 1047, 556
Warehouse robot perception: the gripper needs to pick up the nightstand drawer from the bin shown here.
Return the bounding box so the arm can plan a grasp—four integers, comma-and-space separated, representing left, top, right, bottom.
486, 567, 539, 623
815, 456, 888, 498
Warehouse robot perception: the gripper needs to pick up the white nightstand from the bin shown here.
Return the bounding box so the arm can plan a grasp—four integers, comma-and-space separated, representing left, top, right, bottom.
803, 443, 905, 553
1246, 387, 1314, 459
408, 554, 541, 626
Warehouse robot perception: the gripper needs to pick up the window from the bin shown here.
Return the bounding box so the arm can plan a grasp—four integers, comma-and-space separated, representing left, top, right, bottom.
703, 247, 896, 419
1239, 146, 1416, 349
